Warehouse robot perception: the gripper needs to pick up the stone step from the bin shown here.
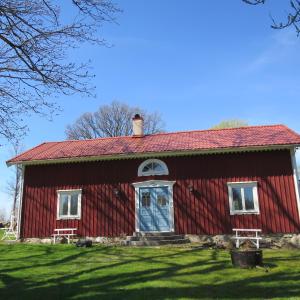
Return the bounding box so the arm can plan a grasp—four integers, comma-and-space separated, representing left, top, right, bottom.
126, 234, 185, 241
125, 238, 190, 247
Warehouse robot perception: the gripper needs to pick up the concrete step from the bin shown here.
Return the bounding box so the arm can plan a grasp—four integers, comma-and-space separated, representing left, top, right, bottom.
125, 238, 190, 247
133, 232, 177, 237
127, 234, 185, 241
123, 231, 191, 246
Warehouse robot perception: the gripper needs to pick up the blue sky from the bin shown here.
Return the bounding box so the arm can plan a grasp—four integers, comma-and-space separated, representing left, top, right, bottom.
1, 0, 300, 216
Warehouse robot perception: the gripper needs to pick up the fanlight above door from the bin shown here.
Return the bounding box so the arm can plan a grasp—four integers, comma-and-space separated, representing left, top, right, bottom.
138, 159, 169, 176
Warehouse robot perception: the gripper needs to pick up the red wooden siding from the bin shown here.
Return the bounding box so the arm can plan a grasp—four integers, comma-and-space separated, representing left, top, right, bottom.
20, 150, 300, 238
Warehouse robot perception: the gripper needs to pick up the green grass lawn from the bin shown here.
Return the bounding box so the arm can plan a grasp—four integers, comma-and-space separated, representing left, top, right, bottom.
0, 241, 300, 300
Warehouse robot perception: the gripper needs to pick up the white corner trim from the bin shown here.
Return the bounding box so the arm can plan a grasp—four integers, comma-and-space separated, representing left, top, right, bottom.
132, 180, 176, 232
290, 148, 300, 221
137, 158, 169, 177
17, 165, 25, 239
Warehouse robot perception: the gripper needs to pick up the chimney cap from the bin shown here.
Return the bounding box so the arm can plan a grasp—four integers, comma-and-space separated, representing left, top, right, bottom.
132, 113, 144, 137
132, 114, 143, 120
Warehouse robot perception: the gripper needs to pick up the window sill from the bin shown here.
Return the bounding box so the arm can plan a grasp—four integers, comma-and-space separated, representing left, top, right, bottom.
57, 216, 81, 220
139, 172, 169, 177
230, 211, 259, 215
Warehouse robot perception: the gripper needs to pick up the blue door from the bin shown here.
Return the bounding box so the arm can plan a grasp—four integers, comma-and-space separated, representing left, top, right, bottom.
139, 187, 170, 231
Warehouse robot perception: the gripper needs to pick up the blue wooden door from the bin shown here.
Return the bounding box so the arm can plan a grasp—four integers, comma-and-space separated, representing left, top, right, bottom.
139, 188, 153, 231
139, 187, 170, 231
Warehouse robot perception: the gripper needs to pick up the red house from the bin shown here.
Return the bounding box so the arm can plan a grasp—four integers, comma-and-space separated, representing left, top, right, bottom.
7, 116, 300, 244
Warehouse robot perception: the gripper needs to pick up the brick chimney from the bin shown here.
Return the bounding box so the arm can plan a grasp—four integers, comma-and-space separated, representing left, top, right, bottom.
132, 114, 144, 137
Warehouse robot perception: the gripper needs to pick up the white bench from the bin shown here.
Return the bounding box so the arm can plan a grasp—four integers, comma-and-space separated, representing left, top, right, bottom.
233, 228, 262, 249
52, 228, 77, 244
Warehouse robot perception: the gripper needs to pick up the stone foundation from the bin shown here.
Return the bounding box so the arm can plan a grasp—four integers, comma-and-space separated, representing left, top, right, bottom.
186, 234, 234, 249
22, 238, 53, 244
86, 236, 126, 245
21, 236, 126, 245
185, 234, 300, 249
20, 234, 300, 248
260, 234, 300, 248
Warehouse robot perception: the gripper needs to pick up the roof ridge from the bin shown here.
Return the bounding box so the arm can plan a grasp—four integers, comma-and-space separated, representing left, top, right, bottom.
143, 124, 285, 137
45, 134, 131, 144
38, 124, 286, 144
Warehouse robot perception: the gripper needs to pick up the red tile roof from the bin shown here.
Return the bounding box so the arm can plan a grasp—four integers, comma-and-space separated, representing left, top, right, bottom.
7, 125, 300, 165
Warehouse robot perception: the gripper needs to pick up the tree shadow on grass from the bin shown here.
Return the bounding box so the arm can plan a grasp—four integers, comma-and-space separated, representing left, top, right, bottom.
1, 269, 300, 300
0, 247, 300, 299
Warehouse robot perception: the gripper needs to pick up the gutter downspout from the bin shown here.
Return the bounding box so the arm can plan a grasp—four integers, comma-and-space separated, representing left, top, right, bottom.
17, 165, 25, 240
290, 148, 300, 221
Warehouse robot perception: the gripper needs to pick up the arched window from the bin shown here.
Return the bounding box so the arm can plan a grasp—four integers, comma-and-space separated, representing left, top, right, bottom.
138, 159, 169, 176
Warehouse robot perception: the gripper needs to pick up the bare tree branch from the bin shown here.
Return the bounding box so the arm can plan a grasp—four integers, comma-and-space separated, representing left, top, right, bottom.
242, 0, 265, 5
270, 0, 300, 35
242, 0, 300, 36
65, 101, 165, 139
0, 0, 120, 141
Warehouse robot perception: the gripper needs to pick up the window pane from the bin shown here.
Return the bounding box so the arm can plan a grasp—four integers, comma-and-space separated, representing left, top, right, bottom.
152, 162, 164, 172
142, 164, 151, 173
157, 194, 167, 206
59, 194, 68, 216
244, 187, 255, 210
70, 194, 78, 215
141, 161, 165, 174
232, 187, 243, 210
141, 192, 151, 207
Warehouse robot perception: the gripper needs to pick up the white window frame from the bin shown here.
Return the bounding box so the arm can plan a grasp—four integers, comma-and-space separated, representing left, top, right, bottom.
138, 159, 169, 177
227, 182, 259, 215
57, 189, 82, 220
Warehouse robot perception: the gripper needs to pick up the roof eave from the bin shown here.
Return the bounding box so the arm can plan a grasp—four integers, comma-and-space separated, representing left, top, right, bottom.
6, 144, 300, 167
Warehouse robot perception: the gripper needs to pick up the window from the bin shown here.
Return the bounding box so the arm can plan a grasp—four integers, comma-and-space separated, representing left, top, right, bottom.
157, 193, 168, 206
227, 182, 259, 215
138, 159, 169, 176
57, 189, 82, 219
141, 191, 151, 207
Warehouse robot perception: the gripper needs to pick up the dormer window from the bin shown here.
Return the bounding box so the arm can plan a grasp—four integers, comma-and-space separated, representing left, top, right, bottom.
138, 159, 169, 176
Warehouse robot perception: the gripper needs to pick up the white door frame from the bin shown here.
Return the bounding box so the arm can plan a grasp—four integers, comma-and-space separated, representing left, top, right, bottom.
132, 180, 176, 232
